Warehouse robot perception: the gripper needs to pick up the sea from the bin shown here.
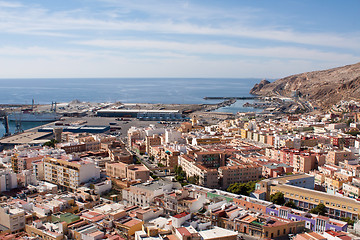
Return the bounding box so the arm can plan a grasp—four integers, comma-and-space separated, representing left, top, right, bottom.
0, 78, 262, 137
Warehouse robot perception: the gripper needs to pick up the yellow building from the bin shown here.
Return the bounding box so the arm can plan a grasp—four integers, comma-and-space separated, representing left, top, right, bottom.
240, 129, 248, 139
115, 218, 143, 238
270, 184, 360, 220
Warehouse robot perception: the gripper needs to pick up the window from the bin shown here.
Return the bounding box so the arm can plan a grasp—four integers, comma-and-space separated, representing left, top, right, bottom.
315, 199, 319, 202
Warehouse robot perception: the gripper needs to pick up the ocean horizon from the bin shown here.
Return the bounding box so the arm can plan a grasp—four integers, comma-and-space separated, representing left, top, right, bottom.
0, 78, 262, 136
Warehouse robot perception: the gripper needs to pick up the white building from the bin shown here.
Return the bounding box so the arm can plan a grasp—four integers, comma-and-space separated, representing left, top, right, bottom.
44, 157, 100, 190
165, 129, 182, 144
0, 169, 17, 192
122, 179, 178, 207
0, 204, 25, 232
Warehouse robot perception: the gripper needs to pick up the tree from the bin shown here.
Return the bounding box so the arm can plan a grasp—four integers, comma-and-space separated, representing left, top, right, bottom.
340, 217, 355, 226
227, 180, 261, 196
346, 130, 360, 136
309, 203, 326, 216
284, 200, 297, 209
188, 175, 200, 185
346, 119, 354, 127
43, 139, 58, 148
270, 192, 285, 205
174, 165, 187, 184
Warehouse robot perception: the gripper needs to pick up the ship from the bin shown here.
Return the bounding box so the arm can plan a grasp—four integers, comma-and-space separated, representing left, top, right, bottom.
8, 111, 61, 122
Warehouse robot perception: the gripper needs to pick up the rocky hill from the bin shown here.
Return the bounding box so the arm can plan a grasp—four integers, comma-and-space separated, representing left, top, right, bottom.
250, 62, 360, 109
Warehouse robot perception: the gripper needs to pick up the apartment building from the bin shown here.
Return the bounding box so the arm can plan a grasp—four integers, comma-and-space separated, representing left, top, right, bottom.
326, 150, 355, 165
342, 181, 360, 198
0, 168, 17, 192
122, 179, 180, 207
194, 151, 226, 168
76, 136, 101, 151
0, 204, 26, 233
150, 145, 181, 168
25, 221, 65, 240
262, 163, 293, 178
44, 157, 100, 190
106, 141, 133, 164
106, 162, 150, 182
178, 154, 219, 189
235, 214, 305, 239
219, 163, 262, 189
191, 137, 221, 146
145, 134, 162, 153
292, 153, 317, 173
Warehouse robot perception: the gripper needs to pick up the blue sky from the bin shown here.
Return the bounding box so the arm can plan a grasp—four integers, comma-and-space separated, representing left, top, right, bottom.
0, 0, 359, 78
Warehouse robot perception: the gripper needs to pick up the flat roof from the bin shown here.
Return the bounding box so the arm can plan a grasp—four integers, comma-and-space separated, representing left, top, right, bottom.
273, 173, 313, 183
272, 184, 360, 209
199, 227, 237, 240
0, 131, 51, 144
98, 109, 180, 113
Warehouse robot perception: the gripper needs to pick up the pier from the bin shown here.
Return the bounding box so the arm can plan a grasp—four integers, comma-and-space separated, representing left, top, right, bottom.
203, 96, 261, 100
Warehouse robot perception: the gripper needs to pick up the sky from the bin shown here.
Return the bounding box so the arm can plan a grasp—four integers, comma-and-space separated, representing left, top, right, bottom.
0, 0, 359, 78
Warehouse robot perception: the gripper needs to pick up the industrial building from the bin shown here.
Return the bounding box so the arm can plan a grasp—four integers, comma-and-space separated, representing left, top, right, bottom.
96, 109, 183, 120
38, 125, 110, 134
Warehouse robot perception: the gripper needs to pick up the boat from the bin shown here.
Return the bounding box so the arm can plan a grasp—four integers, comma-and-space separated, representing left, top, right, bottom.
8, 111, 61, 122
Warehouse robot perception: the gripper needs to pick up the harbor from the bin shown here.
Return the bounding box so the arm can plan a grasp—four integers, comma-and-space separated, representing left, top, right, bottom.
0, 98, 244, 139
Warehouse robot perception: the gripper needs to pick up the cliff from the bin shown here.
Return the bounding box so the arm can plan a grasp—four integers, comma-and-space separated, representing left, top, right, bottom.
250, 62, 360, 109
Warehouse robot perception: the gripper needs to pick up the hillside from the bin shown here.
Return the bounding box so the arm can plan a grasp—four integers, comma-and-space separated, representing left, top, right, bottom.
250, 62, 360, 109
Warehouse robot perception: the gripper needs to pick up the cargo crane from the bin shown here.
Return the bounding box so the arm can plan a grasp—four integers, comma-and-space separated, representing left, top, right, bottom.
0, 112, 11, 137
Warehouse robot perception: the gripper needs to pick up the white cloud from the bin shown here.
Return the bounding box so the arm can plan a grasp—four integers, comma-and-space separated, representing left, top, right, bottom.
0, 1, 23, 8
76, 39, 360, 62
0, 45, 356, 79
0, 1, 359, 51
0, 0, 358, 78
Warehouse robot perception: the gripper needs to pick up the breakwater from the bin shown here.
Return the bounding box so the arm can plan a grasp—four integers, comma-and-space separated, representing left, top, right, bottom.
203, 96, 261, 100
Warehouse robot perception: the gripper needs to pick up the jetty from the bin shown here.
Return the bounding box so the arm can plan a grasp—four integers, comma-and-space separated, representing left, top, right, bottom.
203, 96, 261, 100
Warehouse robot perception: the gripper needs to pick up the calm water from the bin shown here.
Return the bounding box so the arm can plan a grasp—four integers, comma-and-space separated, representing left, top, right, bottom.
0, 78, 262, 136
